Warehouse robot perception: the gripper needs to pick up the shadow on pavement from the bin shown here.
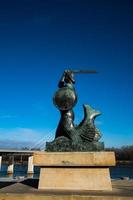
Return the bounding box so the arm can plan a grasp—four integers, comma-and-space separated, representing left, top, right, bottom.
0, 181, 16, 189
21, 178, 39, 189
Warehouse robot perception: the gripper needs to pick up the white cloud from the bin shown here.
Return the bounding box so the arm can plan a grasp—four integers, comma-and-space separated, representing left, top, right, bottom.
0, 128, 132, 149
0, 127, 55, 149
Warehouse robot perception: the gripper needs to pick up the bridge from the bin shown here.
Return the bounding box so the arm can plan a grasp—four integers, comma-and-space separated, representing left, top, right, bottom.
0, 149, 38, 175
0, 134, 54, 175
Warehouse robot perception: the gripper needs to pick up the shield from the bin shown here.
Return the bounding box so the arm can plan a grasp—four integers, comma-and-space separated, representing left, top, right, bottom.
53, 87, 77, 111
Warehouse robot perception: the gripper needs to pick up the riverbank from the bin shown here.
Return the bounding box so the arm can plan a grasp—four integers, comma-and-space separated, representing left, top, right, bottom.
0, 179, 132, 200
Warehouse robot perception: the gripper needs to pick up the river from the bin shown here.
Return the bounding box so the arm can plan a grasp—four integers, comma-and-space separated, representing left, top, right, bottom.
0, 164, 133, 179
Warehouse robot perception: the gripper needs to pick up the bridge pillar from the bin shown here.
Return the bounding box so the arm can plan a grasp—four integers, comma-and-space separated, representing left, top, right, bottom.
27, 155, 34, 174
7, 156, 14, 174
0, 156, 2, 170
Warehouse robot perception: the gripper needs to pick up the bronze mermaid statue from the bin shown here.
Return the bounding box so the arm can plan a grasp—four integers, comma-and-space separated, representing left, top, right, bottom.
46, 70, 104, 151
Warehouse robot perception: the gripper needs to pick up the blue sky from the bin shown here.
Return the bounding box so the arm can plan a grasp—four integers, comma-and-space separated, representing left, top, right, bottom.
0, 0, 132, 148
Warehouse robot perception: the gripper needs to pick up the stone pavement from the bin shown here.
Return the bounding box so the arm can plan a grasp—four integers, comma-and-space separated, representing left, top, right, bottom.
0, 178, 132, 200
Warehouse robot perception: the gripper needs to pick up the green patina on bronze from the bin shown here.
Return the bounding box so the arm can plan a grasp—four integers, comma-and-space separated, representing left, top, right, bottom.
46, 70, 104, 152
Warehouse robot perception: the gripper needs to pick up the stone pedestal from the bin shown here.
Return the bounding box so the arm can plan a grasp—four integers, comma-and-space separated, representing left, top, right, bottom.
33, 152, 115, 191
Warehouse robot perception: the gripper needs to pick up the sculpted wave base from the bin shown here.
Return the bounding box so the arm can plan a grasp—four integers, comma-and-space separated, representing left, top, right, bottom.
46, 136, 104, 152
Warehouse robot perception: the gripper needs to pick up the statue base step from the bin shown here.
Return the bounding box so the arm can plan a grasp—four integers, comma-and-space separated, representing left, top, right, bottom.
33, 152, 116, 191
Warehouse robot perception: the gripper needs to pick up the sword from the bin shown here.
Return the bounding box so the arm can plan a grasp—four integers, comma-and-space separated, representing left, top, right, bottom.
64, 69, 97, 74
58, 69, 97, 88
